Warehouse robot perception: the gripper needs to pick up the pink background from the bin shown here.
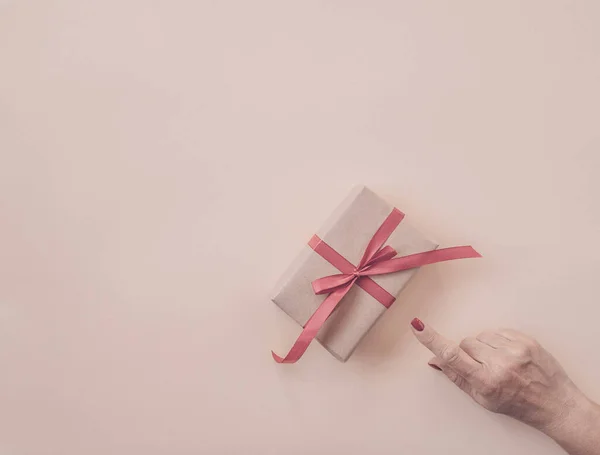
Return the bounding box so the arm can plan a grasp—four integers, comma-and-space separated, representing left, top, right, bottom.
1, 1, 599, 454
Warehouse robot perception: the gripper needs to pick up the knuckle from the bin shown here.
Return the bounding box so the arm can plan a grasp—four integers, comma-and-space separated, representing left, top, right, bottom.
523, 338, 540, 352
440, 344, 461, 365
494, 368, 514, 385
478, 382, 497, 397
445, 368, 458, 382
513, 344, 531, 358
446, 369, 465, 388
477, 371, 500, 396
459, 337, 477, 350
452, 375, 465, 388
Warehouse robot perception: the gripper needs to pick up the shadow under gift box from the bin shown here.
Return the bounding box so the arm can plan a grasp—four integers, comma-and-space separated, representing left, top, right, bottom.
271, 186, 438, 362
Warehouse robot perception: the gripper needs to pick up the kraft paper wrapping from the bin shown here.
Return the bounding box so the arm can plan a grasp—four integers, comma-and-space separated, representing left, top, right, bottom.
272, 186, 438, 362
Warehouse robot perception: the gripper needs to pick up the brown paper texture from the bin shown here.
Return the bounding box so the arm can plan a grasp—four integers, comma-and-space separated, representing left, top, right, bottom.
272, 186, 438, 361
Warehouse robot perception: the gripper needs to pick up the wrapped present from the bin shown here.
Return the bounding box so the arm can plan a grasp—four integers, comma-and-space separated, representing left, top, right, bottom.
271, 186, 480, 363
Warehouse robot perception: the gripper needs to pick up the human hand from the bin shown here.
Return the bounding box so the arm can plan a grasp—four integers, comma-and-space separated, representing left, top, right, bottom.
410, 318, 600, 455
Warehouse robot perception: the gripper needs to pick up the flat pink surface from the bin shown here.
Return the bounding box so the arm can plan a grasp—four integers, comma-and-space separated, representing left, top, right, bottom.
1, 1, 599, 454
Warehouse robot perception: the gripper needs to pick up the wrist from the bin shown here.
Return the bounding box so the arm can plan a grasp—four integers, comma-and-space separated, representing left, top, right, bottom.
540, 390, 600, 455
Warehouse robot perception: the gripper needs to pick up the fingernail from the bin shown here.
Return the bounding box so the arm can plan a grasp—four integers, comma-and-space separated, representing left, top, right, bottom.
428, 362, 442, 371
411, 318, 424, 332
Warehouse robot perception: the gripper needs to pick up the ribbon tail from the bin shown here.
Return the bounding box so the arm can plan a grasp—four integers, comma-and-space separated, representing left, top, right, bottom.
364, 246, 481, 275
272, 285, 352, 364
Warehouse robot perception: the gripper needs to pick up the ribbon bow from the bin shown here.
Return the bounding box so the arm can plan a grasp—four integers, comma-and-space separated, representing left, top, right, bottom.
272, 208, 480, 364
311, 244, 398, 296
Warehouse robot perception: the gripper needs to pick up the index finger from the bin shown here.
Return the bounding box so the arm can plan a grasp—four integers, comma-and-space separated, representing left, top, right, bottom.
411, 318, 483, 379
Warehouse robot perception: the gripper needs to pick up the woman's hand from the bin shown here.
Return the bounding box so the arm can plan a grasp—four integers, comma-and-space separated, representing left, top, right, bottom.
410, 318, 600, 455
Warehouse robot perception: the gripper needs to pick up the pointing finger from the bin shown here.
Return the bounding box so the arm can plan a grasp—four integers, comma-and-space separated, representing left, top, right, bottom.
411, 318, 483, 381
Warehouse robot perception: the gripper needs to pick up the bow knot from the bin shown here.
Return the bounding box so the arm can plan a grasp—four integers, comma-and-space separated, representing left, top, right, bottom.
312, 244, 399, 295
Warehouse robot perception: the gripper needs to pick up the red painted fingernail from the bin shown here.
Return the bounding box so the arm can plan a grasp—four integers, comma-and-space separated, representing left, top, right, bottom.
411, 318, 424, 331
428, 363, 442, 371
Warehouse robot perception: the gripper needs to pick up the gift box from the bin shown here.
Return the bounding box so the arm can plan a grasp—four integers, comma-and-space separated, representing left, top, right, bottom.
271, 186, 480, 363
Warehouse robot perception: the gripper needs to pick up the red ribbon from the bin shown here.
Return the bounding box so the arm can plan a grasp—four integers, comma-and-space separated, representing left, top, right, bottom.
272, 208, 481, 364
